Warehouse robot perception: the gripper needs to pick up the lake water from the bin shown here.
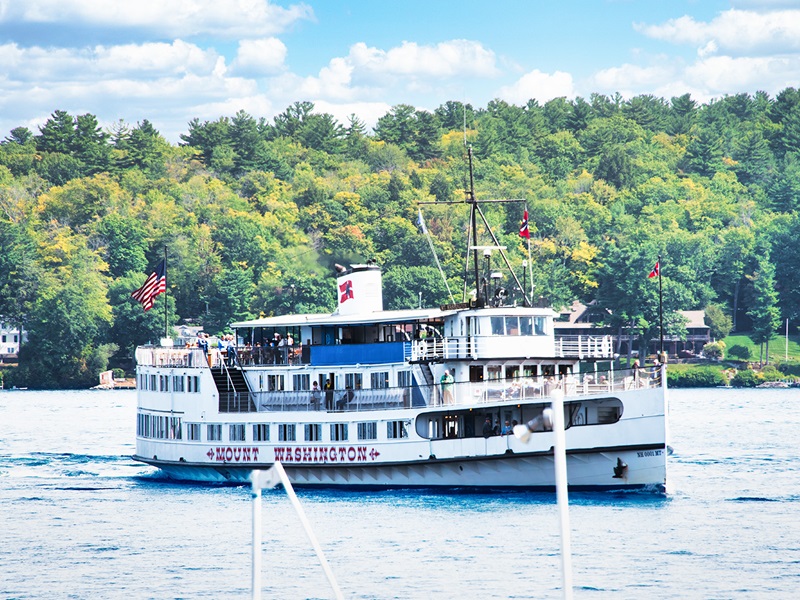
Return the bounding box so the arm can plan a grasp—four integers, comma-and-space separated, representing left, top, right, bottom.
1, 388, 799, 599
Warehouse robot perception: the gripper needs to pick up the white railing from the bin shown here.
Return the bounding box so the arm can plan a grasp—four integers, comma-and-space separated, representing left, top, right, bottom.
554, 335, 614, 359
245, 368, 662, 413
135, 346, 208, 368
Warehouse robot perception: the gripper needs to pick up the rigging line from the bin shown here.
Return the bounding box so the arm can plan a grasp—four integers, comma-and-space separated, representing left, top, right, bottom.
462, 212, 473, 302
418, 208, 455, 304
474, 203, 530, 307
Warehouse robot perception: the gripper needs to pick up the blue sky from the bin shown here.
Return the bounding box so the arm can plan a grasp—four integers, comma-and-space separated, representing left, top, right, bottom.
1, 0, 799, 142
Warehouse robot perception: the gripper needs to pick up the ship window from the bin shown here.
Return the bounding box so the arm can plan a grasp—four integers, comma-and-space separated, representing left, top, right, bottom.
170, 417, 182, 440
293, 373, 310, 391
505, 317, 519, 335
149, 374, 156, 390
187, 375, 200, 393
172, 375, 185, 392
387, 420, 409, 439
520, 317, 533, 336
187, 423, 200, 441
370, 372, 389, 388
278, 424, 296, 442
358, 422, 377, 440
397, 370, 412, 388
345, 372, 363, 390
490, 316, 505, 335
487, 365, 502, 380
330, 423, 348, 442
230, 424, 246, 442
267, 375, 285, 391
305, 423, 322, 441
159, 375, 169, 392
207, 424, 222, 441
534, 316, 546, 335
253, 424, 269, 442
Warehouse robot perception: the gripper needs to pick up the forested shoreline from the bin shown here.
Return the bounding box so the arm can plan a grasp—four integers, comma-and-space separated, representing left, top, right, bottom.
1, 90, 798, 388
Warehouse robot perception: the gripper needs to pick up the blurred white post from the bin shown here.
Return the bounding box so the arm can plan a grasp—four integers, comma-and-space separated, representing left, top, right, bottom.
251, 483, 263, 600
250, 464, 343, 600
551, 388, 574, 600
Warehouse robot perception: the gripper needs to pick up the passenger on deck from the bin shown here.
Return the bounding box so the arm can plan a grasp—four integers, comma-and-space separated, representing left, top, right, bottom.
440, 369, 454, 405
311, 381, 322, 410
501, 420, 513, 435
336, 386, 355, 411
324, 379, 334, 410
482, 416, 493, 438
226, 335, 237, 366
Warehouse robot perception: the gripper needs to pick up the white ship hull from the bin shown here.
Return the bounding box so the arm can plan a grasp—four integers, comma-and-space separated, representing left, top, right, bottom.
134, 368, 666, 491
138, 447, 665, 490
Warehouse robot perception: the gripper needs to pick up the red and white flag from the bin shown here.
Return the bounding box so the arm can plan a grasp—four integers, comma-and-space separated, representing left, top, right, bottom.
648, 260, 660, 279
519, 209, 530, 239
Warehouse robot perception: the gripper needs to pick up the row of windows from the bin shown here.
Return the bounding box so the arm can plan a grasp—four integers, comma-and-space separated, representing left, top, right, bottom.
490, 316, 547, 336
140, 416, 409, 443
138, 414, 183, 439
259, 370, 401, 392
141, 370, 407, 394
138, 373, 200, 393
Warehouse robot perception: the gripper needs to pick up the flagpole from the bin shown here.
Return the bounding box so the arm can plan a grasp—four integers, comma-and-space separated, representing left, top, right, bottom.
658, 254, 663, 357
163, 245, 168, 341
527, 230, 532, 306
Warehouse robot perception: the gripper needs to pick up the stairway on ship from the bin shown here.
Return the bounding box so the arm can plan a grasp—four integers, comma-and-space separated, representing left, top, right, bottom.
211, 364, 255, 412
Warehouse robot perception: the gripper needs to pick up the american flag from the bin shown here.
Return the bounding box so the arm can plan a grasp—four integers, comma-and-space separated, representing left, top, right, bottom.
131, 259, 166, 311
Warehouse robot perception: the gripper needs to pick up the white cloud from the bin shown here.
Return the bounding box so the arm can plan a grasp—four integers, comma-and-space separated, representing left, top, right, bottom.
231, 38, 287, 75
684, 54, 800, 95
0, 40, 221, 81
0, 0, 313, 39
496, 69, 575, 105
635, 9, 800, 55
591, 63, 675, 95
347, 40, 499, 79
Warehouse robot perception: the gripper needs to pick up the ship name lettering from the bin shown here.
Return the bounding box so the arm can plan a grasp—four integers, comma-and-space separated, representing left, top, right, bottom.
271, 445, 374, 464
213, 447, 260, 462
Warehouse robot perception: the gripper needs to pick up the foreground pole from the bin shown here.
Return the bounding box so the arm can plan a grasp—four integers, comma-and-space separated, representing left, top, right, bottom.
250, 464, 343, 600
551, 388, 574, 600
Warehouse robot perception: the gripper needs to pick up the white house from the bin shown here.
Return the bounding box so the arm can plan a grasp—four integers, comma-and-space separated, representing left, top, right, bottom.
0, 320, 25, 360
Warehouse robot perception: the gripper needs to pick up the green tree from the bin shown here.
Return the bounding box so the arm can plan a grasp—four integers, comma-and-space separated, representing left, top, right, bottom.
748, 252, 780, 363
15, 232, 113, 388
704, 303, 732, 339
203, 267, 256, 334
382, 265, 450, 310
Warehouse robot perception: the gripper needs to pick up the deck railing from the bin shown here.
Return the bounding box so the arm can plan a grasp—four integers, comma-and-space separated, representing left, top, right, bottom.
554, 335, 614, 359
245, 367, 662, 414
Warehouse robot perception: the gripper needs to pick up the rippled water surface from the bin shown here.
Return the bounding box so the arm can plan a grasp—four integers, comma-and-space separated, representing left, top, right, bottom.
1, 388, 799, 598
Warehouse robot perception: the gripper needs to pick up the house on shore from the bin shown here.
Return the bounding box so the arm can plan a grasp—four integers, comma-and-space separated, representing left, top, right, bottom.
554, 301, 710, 358
0, 320, 25, 363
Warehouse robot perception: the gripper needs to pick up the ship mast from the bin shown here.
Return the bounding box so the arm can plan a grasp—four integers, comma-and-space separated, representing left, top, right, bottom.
419, 146, 531, 308
467, 146, 481, 307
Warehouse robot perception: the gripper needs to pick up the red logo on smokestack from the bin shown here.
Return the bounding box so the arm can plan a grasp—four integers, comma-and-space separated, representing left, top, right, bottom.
339, 279, 354, 303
